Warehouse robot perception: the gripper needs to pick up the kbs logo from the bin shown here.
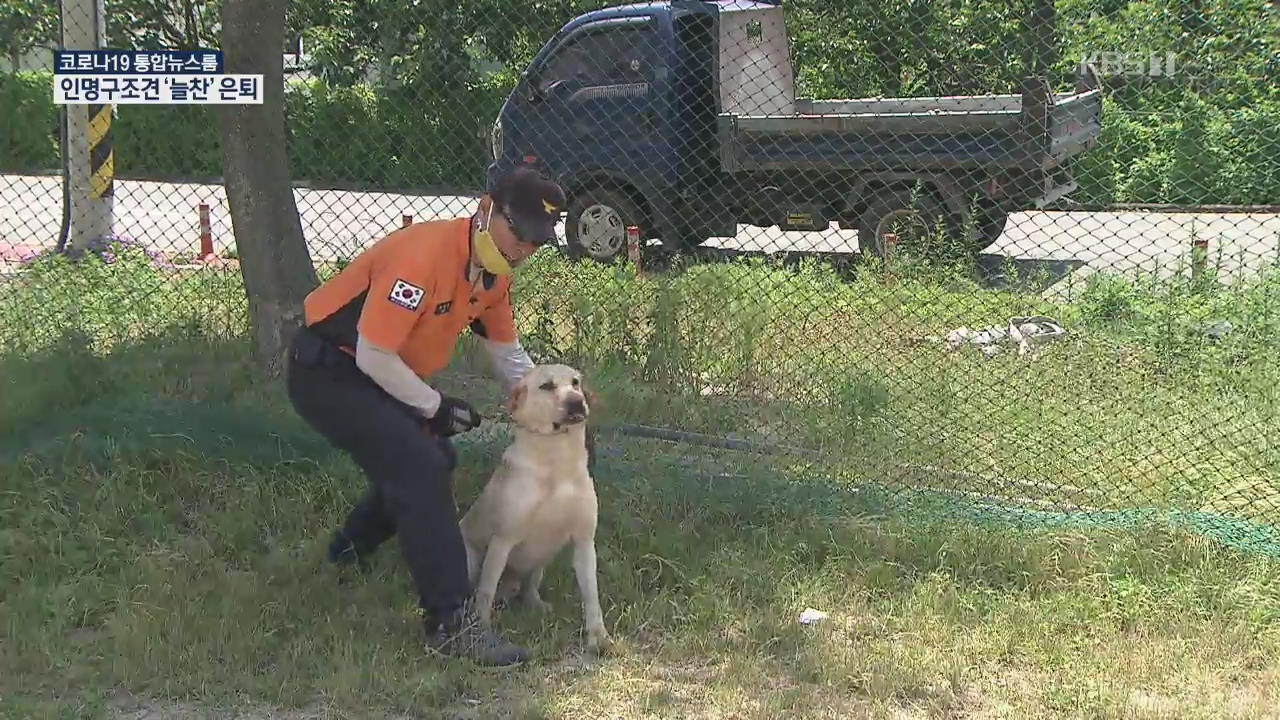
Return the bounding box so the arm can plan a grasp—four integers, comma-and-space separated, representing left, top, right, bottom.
1080, 51, 1177, 79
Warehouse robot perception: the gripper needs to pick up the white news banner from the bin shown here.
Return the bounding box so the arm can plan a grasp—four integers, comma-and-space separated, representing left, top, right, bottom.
53, 74, 264, 104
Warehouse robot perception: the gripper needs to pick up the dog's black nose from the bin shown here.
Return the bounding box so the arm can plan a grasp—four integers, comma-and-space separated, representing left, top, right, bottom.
565, 396, 586, 416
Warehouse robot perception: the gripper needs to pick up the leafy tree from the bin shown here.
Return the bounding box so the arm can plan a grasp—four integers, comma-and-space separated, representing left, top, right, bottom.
283, 0, 603, 92
0, 0, 57, 69
105, 0, 222, 50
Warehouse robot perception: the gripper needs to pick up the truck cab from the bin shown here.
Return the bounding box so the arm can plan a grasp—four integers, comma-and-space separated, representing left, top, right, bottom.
486, 0, 1102, 263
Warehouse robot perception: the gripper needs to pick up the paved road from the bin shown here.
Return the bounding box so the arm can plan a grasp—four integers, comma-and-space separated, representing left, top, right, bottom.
3, 173, 1278, 286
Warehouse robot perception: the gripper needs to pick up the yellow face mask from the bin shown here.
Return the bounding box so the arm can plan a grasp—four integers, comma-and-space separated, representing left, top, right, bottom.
472, 202, 514, 276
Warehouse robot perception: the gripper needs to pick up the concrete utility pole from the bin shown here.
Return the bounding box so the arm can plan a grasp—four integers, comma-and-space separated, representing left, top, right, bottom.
60, 0, 114, 253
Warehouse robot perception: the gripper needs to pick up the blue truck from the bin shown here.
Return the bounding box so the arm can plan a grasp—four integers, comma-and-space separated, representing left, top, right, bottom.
486, 0, 1103, 263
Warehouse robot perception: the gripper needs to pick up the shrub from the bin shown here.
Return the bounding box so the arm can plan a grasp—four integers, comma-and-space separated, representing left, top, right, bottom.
0, 71, 59, 171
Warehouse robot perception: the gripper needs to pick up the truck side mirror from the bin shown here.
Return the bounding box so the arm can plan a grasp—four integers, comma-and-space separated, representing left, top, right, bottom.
521, 71, 543, 102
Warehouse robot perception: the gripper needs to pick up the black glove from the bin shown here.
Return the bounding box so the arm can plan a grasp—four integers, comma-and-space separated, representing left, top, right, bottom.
426, 395, 483, 437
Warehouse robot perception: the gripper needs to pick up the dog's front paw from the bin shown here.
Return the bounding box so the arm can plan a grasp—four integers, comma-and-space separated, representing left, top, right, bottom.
473, 591, 496, 625
586, 625, 612, 654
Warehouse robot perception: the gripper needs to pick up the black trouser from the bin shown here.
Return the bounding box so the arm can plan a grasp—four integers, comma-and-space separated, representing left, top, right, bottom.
286, 326, 467, 623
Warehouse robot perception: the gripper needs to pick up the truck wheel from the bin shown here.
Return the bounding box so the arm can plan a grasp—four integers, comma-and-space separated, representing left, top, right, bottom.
857, 187, 954, 259
565, 188, 644, 263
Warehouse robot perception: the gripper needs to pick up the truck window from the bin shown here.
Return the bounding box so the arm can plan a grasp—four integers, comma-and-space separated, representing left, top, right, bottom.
537, 24, 655, 93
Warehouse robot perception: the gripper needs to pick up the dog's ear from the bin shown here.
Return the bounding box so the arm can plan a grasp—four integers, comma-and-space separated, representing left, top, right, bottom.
508, 382, 527, 413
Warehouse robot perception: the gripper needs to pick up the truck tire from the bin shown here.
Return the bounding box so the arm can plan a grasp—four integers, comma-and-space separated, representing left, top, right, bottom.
856, 187, 953, 259
565, 188, 644, 263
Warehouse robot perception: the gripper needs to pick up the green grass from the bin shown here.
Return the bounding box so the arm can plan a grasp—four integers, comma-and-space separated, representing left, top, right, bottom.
3, 241, 1279, 523
2, 242, 1280, 717
4, 241, 1280, 525
1, 332, 1279, 718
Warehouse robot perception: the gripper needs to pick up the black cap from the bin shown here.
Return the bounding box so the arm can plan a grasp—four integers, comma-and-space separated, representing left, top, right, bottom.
491, 166, 566, 246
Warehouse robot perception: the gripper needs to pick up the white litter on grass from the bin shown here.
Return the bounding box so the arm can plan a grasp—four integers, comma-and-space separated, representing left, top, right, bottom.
938, 315, 1066, 358
798, 607, 829, 625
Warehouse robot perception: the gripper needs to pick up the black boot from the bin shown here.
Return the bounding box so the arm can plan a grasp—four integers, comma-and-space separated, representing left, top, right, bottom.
425, 605, 529, 667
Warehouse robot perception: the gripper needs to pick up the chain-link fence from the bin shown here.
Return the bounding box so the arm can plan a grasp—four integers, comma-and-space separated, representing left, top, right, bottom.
3, 0, 1279, 551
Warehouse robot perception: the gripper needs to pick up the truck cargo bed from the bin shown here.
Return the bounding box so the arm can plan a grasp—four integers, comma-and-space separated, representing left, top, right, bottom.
718, 84, 1103, 173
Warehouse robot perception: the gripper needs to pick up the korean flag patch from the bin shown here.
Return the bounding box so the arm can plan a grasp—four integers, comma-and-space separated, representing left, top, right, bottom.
388, 278, 425, 311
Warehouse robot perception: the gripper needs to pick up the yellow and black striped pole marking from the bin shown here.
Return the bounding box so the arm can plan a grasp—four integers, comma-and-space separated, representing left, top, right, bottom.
88, 103, 113, 199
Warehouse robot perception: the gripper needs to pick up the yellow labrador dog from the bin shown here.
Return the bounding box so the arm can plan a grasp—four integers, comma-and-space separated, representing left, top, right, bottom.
460, 364, 610, 651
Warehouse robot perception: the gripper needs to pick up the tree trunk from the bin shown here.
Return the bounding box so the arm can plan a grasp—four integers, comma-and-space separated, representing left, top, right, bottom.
1024, 0, 1058, 78
219, 0, 317, 376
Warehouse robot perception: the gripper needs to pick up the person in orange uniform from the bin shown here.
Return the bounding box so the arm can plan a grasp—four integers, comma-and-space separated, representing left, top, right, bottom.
285, 167, 566, 667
